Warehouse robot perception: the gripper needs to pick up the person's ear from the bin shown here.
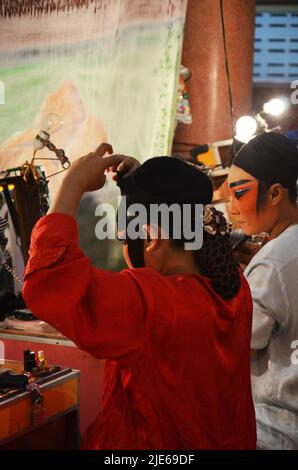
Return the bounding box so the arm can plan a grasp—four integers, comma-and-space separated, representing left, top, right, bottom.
269, 183, 283, 206
122, 244, 134, 269
142, 224, 158, 253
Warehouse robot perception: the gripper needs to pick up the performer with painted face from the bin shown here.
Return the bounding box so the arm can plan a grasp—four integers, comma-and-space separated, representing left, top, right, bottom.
23, 144, 256, 450
228, 132, 298, 450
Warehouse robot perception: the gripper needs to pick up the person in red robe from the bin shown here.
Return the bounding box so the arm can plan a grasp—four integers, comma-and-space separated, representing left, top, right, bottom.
23, 143, 256, 450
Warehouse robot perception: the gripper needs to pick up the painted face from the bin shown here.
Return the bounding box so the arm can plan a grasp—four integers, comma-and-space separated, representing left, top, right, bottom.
228, 165, 261, 235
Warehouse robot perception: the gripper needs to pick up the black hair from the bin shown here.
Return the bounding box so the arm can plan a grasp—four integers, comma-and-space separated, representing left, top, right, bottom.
121, 206, 241, 301
171, 223, 240, 301
257, 179, 298, 212
117, 157, 240, 300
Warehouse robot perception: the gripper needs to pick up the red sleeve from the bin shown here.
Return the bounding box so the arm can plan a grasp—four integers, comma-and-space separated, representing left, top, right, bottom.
23, 213, 146, 361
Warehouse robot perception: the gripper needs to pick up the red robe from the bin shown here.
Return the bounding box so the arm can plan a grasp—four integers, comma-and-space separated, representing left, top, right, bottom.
23, 213, 256, 450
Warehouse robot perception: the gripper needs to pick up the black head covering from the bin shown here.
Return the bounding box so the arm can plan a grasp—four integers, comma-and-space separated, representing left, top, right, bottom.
116, 156, 241, 301
117, 156, 213, 267
232, 132, 298, 189
118, 156, 213, 206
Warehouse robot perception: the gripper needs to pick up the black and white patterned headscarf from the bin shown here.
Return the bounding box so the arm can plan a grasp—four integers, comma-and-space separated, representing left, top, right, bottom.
0, 216, 8, 246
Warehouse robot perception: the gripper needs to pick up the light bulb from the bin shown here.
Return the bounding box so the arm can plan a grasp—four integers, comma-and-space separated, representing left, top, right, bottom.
33, 113, 63, 151
41, 113, 63, 135
235, 116, 257, 144
263, 98, 286, 116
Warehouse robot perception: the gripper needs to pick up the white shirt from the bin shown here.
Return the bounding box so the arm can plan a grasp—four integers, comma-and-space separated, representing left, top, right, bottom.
244, 224, 298, 449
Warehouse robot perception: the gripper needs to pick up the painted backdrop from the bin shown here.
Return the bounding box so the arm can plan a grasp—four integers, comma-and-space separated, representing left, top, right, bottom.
0, 0, 187, 272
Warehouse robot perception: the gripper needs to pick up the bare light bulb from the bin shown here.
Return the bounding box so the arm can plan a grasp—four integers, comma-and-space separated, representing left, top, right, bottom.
33, 113, 63, 152
41, 113, 63, 135
235, 116, 257, 144
263, 98, 286, 116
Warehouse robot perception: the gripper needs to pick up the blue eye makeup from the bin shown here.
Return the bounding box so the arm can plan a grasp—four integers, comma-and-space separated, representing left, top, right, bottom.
234, 188, 251, 199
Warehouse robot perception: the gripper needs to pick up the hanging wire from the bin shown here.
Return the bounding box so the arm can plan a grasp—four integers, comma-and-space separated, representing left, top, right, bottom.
31, 143, 71, 180
219, 0, 237, 157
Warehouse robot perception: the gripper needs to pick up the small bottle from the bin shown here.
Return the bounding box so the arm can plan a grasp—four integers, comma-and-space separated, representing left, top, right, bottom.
38, 350, 45, 371
23, 349, 32, 372
30, 351, 37, 371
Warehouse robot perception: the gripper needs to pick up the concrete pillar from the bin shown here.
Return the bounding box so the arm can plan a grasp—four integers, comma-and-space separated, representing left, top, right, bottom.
174, 0, 256, 152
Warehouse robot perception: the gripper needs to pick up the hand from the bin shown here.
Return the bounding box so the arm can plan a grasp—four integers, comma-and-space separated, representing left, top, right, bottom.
48, 145, 141, 217
233, 241, 262, 270
62, 143, 116, 193
107, 155, 141, 182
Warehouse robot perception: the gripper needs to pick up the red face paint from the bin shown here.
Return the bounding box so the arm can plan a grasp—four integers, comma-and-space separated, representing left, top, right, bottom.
229, 179, 260, 234
230, 179, 258, 212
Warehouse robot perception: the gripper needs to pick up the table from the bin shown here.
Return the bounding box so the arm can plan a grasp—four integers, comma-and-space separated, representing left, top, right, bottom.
0, 329, 104, 435
0, 360, 80, 449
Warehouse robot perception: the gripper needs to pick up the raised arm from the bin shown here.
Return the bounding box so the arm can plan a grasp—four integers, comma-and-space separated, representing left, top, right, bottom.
23, 144, 145, 362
